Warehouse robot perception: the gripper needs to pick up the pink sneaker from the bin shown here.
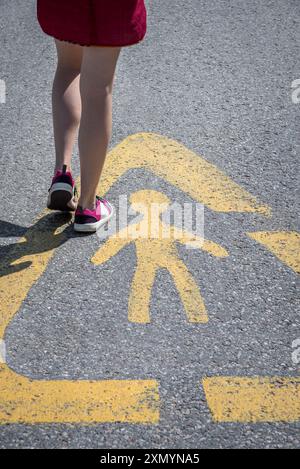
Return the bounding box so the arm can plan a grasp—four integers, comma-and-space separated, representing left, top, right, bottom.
47, 164, 78, 212
74, 196, 114, 233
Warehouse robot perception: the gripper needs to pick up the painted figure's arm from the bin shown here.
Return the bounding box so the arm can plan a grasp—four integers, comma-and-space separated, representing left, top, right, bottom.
91, 227, 132, 265
168, 224, 228, 258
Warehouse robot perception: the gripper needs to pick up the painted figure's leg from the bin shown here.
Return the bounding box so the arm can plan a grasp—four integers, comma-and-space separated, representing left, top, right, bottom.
168, 258, 209, 323
128, 261, 157, 323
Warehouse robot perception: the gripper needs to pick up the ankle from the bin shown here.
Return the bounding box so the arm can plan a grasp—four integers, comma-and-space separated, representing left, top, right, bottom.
54, 164, 72, 175
78, 197, 96, 211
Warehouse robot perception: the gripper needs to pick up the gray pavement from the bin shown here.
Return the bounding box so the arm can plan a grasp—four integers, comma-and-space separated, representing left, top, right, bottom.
0, 0, 299, 448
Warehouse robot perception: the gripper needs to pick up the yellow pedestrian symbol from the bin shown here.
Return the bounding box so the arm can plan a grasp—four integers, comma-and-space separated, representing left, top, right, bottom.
92, 189, 228, 323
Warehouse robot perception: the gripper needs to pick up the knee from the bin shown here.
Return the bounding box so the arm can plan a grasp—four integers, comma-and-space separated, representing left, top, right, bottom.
56, 50, 82, 75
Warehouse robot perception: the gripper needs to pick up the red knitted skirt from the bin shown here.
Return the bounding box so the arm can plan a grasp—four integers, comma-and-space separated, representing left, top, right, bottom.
37, 0, 147, 47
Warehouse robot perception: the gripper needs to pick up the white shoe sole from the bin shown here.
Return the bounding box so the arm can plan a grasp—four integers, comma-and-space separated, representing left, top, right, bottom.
73, 204, 114, 233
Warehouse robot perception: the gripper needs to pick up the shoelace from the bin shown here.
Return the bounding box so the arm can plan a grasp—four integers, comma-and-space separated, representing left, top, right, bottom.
96, 195, 106, 203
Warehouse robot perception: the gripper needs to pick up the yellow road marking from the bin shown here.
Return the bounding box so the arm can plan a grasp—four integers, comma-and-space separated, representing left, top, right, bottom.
0, 364, 159, 424
99, 132, 270, 215
248, 231, 300, 274
92, 189, 228, 323
203, 377, 300, 423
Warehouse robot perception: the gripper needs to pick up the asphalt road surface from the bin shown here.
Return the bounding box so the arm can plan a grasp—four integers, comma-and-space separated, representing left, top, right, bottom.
0, 0, 299, 449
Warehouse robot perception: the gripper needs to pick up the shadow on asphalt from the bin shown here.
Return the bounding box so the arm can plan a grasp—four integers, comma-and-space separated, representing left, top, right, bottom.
0, 213, 92, 278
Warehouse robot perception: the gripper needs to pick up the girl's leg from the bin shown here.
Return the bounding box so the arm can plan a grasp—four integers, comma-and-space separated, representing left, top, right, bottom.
52, 39, 83, 174
78, 46, 121, 210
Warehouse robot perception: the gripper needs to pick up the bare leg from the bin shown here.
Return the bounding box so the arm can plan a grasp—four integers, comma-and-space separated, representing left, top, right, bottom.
52, 39, 83, 174
78, 46, 121, 210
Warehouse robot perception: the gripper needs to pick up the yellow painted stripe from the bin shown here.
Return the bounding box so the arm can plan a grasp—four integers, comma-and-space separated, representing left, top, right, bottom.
99, 132, 271, 215
203, 377, 300, 423
0, 364, 159, 424
0, 210, 71, 339
248, 231, 300, 274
